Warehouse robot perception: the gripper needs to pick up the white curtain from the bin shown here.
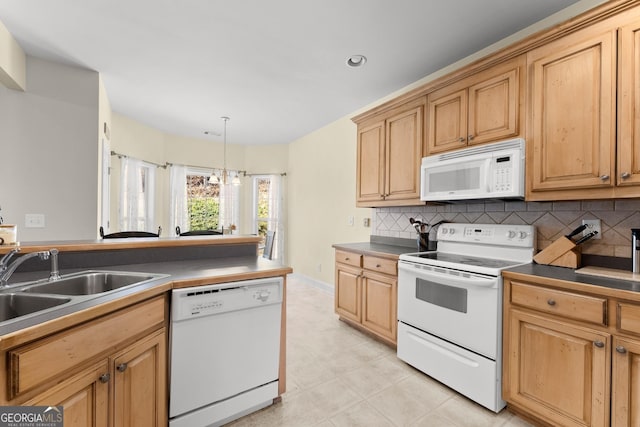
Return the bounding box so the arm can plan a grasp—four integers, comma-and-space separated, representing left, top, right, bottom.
119, 157, 155, 232
269, 175, 285, 261
219, 178, 240, 232
169, 164, 188, 235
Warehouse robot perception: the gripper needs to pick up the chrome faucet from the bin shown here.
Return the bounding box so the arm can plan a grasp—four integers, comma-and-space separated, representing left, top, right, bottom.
0, 248, 57, 288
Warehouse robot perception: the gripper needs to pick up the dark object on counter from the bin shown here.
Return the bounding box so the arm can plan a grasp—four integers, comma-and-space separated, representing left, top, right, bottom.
632, 229, 640, 273
99, 226, 161, 239
418, 232, 437, 251
262, 230, 275, 260
175, 226, 222, 236
574, 230, 598, 245
565, 224, 587, 240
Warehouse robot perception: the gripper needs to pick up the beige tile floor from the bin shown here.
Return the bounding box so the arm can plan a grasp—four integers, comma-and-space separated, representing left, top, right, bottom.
229, 275, 535, 427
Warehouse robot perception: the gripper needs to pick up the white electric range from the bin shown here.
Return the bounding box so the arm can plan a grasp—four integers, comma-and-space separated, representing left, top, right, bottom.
397, 222, 536, 412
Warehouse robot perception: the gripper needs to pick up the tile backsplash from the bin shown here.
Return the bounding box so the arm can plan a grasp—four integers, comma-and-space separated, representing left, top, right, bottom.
373, 200, 640, 258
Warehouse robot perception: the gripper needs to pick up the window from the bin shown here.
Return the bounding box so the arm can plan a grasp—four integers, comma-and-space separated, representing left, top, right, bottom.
170, 166, 239, 234
119, 157, 155, 232
186, 170, 220, 230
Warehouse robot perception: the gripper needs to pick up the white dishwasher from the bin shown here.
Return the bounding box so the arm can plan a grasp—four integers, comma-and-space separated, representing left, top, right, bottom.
169, 277, 283, 427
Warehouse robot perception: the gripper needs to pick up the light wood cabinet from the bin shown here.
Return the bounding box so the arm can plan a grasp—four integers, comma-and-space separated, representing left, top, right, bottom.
426, 55, 524, 155
355, 97, 425, 207
112, 330, 166, 427
334, 250, 398, 345
26, 361, 109, 427
617, 17, 640, 188
503, 273, 640, 427
3, 295, 167, 427
526, 6, 640, 200
505, 308, 610, 427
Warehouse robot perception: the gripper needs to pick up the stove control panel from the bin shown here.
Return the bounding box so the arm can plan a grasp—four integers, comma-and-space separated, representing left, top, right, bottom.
438, 223, 535, 248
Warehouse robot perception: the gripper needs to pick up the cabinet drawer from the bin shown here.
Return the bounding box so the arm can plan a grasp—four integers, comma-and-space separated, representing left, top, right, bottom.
336, 250, 362, 268
363, 256, 397, 276
510, 281, 606, 326
8, 295, 165, 398
618, 302, 640, 336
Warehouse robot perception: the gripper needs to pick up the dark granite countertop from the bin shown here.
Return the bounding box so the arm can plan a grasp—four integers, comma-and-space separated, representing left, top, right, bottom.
504, 263, 640, 295
332, 236, 418, 259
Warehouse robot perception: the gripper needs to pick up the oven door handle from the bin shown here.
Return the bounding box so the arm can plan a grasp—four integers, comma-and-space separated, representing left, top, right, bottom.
399, 262, 497, 288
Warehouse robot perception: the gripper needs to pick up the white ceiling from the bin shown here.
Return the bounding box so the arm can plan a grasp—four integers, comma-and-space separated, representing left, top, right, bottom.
0, 0, 584, 145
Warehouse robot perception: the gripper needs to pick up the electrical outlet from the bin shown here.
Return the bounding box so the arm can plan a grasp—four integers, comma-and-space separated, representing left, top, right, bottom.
581, 219, 602, 239
25, 213, 45, 228
347, 216, 354, 226
363, 218, 371, 227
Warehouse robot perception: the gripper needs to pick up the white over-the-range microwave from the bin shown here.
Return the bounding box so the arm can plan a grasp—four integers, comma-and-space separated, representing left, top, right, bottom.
420, 138, 525, 202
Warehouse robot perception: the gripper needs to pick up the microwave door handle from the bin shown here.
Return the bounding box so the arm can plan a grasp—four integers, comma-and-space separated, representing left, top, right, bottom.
401, 263, 497, 288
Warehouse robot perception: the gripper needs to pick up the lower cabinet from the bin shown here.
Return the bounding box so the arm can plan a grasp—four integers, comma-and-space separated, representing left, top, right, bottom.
505, 309, 610, 427
3, 295, 167, 427
503, 274, 640, 427
27, 360, 110, 427
335, 249, 397, 345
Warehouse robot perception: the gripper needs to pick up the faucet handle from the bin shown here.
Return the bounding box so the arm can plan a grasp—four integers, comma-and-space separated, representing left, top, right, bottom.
0, 248, 20, 267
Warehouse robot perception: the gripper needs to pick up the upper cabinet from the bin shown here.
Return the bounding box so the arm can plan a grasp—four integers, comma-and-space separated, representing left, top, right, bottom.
355, 97, 425, 207
426, 56, 524, 155
527, 5, 640, 200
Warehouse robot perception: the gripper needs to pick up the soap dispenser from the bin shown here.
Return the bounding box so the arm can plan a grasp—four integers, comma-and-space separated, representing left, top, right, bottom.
632, 229, 640, 273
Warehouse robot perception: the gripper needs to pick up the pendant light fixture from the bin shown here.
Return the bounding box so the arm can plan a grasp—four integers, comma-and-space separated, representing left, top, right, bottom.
208, 116, 240, 185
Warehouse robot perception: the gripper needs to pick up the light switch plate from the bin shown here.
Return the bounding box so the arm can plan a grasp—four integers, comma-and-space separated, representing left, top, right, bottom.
25, 213, 45, 228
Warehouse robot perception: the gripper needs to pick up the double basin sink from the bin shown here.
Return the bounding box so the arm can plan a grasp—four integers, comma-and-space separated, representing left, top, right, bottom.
0, 271, 165, 324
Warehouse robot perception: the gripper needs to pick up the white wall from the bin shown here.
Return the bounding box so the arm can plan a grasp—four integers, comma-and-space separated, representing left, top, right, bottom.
0, 56, 99, 241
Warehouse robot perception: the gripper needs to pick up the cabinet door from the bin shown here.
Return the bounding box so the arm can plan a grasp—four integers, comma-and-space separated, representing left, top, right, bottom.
356, 120, 385, 204
426, 87, 467, 154
468, 68, 519, 145
505, 309, 610, 427
528, 27, 616, 194
112, 330, 166, 427
612, 337, 640, 427
362, 271, 397, 342
335, 263, 362, 323
26, 361, 109, 427
617, 19, 640, 187
385, 103, 423, 202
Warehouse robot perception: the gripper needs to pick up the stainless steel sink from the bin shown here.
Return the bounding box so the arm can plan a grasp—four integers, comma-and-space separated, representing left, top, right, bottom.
19, 271, 161, 296
0, 294, 71, 321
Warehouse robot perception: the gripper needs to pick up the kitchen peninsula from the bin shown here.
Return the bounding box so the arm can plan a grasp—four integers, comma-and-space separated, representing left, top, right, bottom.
0, 235, 292, 426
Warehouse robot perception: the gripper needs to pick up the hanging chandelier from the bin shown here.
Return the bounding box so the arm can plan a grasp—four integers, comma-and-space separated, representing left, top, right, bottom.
209, 116, 241, 186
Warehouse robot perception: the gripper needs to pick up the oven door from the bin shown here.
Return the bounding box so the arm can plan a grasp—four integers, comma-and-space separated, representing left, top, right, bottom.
397, 260, 501, 359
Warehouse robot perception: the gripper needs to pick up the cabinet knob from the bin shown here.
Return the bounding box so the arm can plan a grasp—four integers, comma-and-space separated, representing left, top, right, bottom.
594, 341, 605, 348
458, 137, 466, 142
99, 373, 111, 383
547, 299, 556, 306
468, 134, 474, 141
344, 257, 350, 261
616, 345, 627, 354
621, 172, 631, 179
117, 363, 128, 372
376, 264, 381, 268
600, 174, 610, 181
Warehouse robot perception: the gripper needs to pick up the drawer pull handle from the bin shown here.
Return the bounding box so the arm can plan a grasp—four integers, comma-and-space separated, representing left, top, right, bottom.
600, 174, 610, 181
117, 363, 128, 372
621, 172, 631, 179
458, 137, 466, 142
594, 341, 605, 348
547, 299, 556, 306
616, 346, 627, 354
376, 264, 381, 268
345, 257, 350, 261
99, 373, 111, 383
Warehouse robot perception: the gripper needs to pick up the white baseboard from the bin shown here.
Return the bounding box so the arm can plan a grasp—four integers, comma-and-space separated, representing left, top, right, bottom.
288, 273, 334, 294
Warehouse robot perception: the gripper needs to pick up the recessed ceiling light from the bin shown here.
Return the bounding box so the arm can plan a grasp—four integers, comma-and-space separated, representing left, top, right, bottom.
346, 55, 367, 68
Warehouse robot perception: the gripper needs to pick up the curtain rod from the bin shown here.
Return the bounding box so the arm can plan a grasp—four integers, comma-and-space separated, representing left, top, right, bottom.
112, 155, 287, 177
110, 151, 167, 169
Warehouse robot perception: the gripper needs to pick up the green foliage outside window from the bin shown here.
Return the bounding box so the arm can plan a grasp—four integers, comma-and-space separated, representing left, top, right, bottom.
188, 198, 220, 230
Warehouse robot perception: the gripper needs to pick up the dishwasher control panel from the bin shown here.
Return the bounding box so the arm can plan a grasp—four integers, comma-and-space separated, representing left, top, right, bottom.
171, 277, 283, 321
